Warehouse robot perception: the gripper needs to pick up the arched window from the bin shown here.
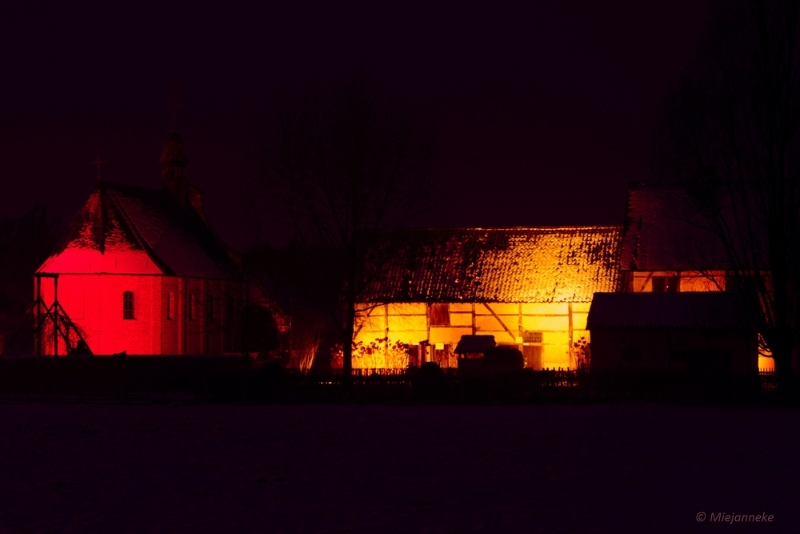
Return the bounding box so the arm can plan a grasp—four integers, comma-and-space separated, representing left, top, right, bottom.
123, 291, 135, 320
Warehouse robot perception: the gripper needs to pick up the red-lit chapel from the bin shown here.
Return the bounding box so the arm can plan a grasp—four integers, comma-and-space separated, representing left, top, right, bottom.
34, 134, 256, 356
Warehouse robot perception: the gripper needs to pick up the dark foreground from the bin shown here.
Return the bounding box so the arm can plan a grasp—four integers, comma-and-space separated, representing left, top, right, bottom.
0, 357, 781, 405
0, 403, 797, 534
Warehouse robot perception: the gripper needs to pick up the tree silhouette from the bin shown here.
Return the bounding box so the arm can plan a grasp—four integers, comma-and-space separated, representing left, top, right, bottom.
657, 0, 800, 390
256, 70, 432, 374
0, 205, 63, 340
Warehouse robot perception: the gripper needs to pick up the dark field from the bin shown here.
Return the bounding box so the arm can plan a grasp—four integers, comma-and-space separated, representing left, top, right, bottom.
0, 403, 797, 533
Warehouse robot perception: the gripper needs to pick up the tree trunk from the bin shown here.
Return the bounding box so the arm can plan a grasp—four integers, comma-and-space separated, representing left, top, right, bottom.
342, 300, 356, 376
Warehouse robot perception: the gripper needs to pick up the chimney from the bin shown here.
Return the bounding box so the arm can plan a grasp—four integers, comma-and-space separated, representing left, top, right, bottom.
160, 132, 189, 205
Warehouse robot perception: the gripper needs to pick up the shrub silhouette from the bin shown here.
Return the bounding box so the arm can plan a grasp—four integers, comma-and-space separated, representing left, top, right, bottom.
482, 346, 524, 374
412, 362, 446, 401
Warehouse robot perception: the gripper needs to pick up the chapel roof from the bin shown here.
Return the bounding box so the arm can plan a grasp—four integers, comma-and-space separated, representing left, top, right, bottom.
38, 180, 239, 278
360, 226, 622, 303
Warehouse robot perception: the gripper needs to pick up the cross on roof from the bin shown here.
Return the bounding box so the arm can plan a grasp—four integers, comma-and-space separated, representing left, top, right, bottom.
90, 151, 106, 180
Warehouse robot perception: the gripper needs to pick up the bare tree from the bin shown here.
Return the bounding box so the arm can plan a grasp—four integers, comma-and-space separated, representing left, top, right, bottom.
0, 205, 63, 337
256, 70, 432, 374
657, 0, 800, 389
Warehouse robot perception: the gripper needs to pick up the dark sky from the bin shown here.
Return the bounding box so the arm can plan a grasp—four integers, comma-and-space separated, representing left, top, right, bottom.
0, 1, 709, 249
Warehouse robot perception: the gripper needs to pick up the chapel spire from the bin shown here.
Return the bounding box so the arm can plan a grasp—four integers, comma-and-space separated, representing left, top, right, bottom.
160, 132, 189, 204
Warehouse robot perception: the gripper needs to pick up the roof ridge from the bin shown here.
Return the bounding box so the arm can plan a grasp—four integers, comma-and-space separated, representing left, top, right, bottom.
103, 186, 173, 275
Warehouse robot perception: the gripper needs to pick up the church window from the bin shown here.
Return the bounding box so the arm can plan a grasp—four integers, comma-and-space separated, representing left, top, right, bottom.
167, 292, 174, 320
208, 294, 215, 321
123, 291, 135, 320
189, 293, 195, 321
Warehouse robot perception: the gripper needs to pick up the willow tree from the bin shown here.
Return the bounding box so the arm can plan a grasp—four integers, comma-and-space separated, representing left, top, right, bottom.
657, 0, 800, 390
258, 71, 432, 374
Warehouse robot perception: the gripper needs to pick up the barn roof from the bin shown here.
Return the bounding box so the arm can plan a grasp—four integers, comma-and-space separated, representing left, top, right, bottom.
360, 226, 622, 303
38, 180, 240, 278
586, 292, 751, 330
621, 183, 730, 271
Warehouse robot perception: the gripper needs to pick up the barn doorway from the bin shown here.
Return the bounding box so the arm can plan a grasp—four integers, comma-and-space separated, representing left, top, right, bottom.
523, 345, 542, 370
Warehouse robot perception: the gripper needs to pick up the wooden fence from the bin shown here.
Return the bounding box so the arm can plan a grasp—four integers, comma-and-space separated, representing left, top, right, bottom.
759, 370, 778, 391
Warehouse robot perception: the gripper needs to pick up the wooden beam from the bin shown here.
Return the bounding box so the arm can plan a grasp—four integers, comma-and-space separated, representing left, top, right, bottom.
482, 303, 517, 342
568, 302, 574, 368
639, 272, 655, 292
352, 306, 373, 338
471, 304, 476, 335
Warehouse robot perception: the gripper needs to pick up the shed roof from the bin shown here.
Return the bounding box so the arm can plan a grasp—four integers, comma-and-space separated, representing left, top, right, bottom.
360, 226, 622, 303
38, 181, 240, 278
586, 292, 751, 330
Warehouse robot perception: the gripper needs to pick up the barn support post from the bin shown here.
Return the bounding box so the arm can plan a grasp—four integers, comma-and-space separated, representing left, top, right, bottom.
568, 302, 574, 369
426, 304, 431, 363
384, 304, 389, 367
471, 304, 476, 335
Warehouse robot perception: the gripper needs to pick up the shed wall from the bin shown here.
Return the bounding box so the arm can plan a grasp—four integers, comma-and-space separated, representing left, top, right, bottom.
589, 327, 758, 374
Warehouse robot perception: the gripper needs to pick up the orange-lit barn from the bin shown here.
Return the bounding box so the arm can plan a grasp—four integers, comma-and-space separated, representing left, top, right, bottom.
33, 134, 279, 356
354, 227, 622, 370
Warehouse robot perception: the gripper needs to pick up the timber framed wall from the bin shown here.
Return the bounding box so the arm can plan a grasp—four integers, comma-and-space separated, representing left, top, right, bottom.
355, 226, 622, 370
623, 270, 727, 293
355, 301, 591, 370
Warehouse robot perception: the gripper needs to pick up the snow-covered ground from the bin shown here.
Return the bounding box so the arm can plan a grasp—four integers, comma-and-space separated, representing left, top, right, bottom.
0, 402, 797, 533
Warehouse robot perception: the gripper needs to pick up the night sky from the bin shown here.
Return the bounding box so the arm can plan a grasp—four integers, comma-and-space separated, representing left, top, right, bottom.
0, 1, 709, 250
